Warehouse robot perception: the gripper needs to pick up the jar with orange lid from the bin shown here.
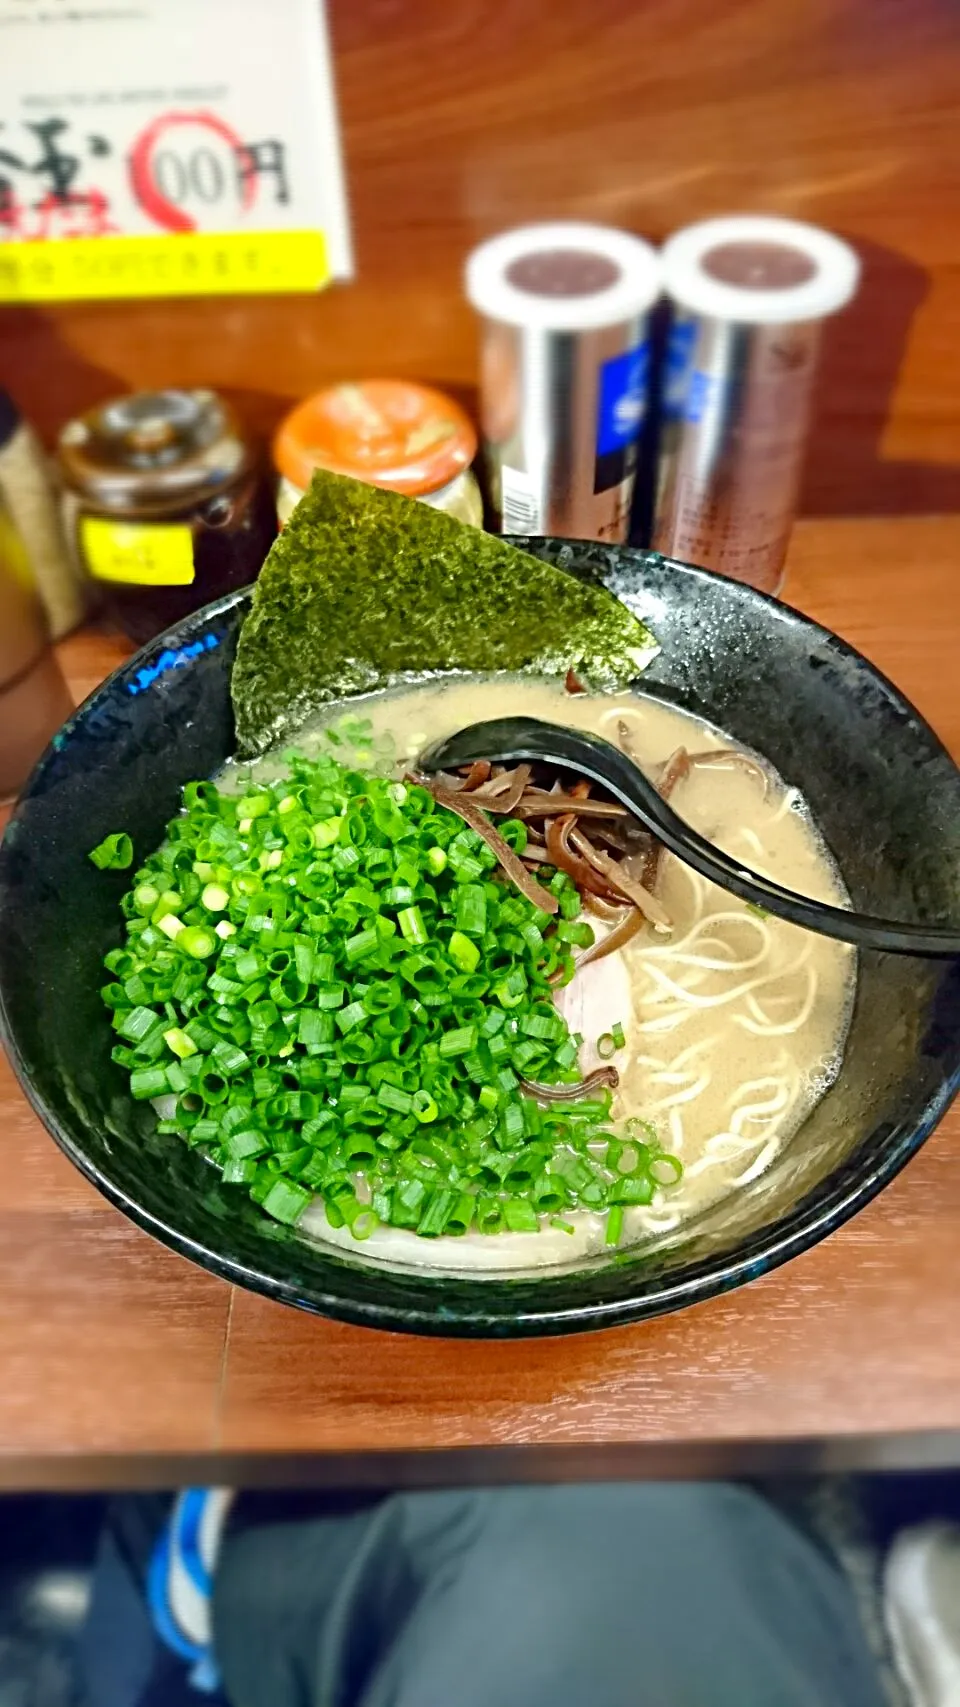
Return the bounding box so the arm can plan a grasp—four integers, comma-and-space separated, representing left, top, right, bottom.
273, 381, 484, 528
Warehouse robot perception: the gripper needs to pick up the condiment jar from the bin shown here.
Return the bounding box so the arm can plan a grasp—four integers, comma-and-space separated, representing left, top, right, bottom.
0, 491, 73, 798
273, 381, 483, 528
0, 389, 86, 638
58, 389, 278, 644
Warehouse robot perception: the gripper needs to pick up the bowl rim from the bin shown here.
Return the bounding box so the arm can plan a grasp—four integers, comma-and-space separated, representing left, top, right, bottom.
2, 550, 959, 1337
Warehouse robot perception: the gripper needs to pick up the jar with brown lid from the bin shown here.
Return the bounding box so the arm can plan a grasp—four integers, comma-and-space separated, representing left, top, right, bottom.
58, 389, 278, 643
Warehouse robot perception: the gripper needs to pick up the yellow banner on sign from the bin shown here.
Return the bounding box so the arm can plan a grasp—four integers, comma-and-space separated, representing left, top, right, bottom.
0, 229, 331, 303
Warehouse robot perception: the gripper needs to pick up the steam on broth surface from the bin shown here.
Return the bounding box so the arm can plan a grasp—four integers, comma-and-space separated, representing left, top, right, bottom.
229, 675, 855, 1275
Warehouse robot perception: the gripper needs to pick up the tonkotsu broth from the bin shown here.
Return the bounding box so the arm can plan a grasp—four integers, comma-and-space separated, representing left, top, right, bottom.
225, 676, 855, 1274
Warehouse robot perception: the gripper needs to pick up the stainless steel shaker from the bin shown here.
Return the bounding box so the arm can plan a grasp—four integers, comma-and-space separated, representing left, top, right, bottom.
466, 223, 661, 543
653, 216, 860, 592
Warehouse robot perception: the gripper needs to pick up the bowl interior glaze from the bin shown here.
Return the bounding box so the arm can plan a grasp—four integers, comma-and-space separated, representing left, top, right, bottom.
1, 541, 958, 1337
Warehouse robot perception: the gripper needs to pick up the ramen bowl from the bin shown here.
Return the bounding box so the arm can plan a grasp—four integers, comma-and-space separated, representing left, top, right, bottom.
1, 541, 958, 1336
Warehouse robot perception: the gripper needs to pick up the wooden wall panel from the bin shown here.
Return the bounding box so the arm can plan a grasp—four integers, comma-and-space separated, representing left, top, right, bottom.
2, 0, 959, 515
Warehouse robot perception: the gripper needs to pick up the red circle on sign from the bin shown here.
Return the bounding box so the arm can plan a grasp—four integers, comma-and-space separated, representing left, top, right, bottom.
129, 110, 254, 234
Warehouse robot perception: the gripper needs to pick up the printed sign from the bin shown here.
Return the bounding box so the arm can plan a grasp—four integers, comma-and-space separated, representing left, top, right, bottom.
0, 0, 352, 301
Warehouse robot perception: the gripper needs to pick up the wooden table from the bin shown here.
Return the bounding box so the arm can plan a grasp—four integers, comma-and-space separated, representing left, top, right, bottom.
2, 515, 959, 1489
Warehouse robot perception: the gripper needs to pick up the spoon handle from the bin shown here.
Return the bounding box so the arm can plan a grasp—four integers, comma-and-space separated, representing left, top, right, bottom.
421, 717, 960, 959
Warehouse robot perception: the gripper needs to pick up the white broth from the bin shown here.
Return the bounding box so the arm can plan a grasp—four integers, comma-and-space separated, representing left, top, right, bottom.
225, 675, 854, 1275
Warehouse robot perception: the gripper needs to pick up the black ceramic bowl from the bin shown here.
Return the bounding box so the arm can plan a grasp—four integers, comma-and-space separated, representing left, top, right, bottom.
1, 542, 959, 1337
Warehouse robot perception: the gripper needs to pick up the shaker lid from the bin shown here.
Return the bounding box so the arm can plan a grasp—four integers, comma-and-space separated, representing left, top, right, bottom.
466, 222, 661, 332
57, 389, 248, 509
274, 381, 477, 497
660, 216, 860, 325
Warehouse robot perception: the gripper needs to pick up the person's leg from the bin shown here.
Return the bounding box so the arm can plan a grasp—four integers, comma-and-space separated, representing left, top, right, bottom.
215, 1482, 886, 1707
77, 1491, 381, 1707
214, 1496, 423, 1707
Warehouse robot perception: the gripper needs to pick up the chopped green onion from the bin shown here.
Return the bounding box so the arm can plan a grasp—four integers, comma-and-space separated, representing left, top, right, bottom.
397, 906, 428, 945
350, 1209, 379, 1241
596, 1024, 626, 1060
89, 832, 133, 870
378, 1081, 413, 1115
116, 1005, 160, 1042
262, 1178, 311, 1225
500, 1101, 525, 1145
210, 1039, 250, 1076
521, 1010, 562, 1042
345, 927, 379, 963
100, 743, 684, 1247
418, 1189, 455, 1237
438, 1025, 477, 1057
237, 794, 270, 820
130, 1065, 170, 1100
605, 1204, 624, 1245
178, 925, 217, 959
412, 1090, 438, 1123
312, 817, 343, 848
225, 1128, 267, 1161
650, 1153, 683, 1185
455, 885, 486, 936
611, 1174, 655, 1205
503, 1199, 539, 1233
221, 1156, 258, 1185
382, 885, 415, 907
297, 1009, 327, 1048
336, 1000, 367, 1034
476, 1198, 502, 1234
447, 930, 480, 973
494, 969, 526, 1009
446, 1193, 476, 1236
163, 1027, 197, 1060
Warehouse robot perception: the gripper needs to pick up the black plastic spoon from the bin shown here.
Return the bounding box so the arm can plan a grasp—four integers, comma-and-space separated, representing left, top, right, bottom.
420, 716, 960, 958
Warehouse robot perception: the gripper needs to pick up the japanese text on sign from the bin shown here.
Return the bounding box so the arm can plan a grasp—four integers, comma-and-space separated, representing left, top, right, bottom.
0, 0, 351, 300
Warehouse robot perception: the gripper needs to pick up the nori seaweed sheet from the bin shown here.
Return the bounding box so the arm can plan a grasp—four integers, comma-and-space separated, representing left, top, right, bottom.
232, 468, 657, 756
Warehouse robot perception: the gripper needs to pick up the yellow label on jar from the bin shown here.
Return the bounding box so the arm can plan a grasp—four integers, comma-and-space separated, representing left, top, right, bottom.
81, 517, 195, 586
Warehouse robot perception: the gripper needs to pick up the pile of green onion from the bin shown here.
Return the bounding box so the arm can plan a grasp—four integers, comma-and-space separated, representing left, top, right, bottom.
94, 739, 681, 1244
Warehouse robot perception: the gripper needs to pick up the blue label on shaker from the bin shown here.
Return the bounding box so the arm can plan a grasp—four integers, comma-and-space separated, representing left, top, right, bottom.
595, 342, 649, 458
663, 316, 697, 420
594, 342, 648, 496
683, 369, 723, 424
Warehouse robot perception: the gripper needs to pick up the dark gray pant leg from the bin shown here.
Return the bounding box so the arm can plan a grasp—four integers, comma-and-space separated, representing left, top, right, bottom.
215, 1483, 885, 1707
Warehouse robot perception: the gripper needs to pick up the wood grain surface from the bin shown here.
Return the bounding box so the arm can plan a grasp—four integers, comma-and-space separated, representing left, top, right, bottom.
0, 513, 957, 1475
2, 0, 960, 518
